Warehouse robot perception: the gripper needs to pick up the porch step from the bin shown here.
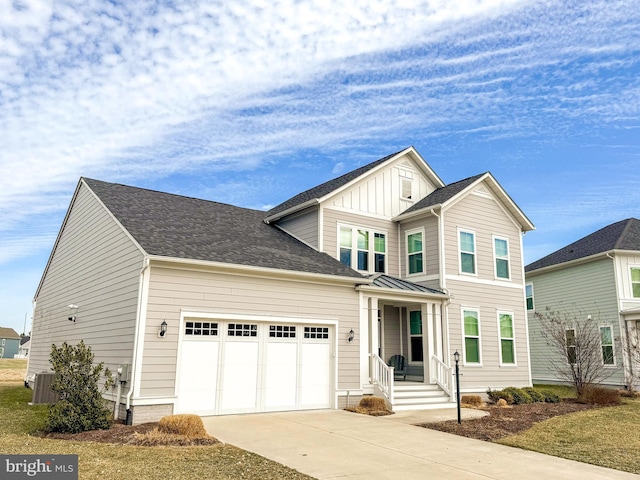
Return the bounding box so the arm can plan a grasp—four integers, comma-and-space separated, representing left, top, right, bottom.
391, 383, 455, 411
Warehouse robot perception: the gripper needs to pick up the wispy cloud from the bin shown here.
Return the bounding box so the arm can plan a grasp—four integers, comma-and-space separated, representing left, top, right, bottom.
1, 0, 639, 270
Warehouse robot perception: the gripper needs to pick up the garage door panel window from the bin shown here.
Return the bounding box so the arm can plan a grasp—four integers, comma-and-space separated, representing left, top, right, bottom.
269, 325, 296, 338
185, 321, 218, 336
228, 323, 258, 337
304, 326, 329, 339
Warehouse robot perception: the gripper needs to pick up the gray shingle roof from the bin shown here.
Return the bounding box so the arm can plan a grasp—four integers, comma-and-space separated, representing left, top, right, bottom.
400, 173, 485, 215
266, 149, 407, 218
83, 178, 364, 279
0, 327, 20, 339
368, 274, 446, 295
525, 218, 640, 272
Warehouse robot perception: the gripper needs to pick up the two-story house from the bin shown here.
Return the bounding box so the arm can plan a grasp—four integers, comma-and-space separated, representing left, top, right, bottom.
526, 218, 640, 389
27, 146, 534, 424
0, 327, 21, 358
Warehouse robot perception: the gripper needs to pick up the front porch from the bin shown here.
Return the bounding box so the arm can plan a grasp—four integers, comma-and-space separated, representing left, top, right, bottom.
357, 275, 456, 411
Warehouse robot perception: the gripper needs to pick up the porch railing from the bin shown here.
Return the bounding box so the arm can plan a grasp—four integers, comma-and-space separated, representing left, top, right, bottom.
370, 353, 394, 405
430, 355, 454, 401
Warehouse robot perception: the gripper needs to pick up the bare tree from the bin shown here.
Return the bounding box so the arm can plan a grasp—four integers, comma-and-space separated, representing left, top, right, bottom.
534, 307, 615, 396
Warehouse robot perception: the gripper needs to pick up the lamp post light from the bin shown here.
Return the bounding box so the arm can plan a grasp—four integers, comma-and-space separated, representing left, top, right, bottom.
453, 350, 461, 424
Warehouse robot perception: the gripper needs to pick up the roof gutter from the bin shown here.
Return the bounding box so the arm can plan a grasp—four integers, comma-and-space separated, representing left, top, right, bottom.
146, 255, 372, 287
393, 203, 443, 222
525, 250, 617, 277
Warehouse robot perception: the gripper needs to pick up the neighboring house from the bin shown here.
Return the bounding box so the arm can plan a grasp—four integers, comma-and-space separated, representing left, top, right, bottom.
525, 218, 640, 388
16, 336, 30, 358
0, 327, 21, 359
28, 146, 534, 424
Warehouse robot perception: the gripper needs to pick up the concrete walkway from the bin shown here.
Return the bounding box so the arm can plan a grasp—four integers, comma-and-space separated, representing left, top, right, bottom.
202, 409, 640, 480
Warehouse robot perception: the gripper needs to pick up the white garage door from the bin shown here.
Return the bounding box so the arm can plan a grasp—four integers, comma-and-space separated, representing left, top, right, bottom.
176, 320, 333, 415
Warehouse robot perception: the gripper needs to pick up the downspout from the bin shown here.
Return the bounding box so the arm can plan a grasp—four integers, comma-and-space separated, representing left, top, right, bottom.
125, 256, 150, 421
430, 208, 446, 291
431, 208, 452, 374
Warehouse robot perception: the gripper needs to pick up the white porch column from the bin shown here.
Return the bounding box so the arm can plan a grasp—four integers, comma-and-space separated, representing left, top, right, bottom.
369, 296, 380, 365
422, 303, 434, 384
359, 293, 370, 387
434, 302, 443, 359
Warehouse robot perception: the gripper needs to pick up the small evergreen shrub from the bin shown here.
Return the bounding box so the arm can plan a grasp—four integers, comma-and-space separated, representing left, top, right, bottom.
46, 341, 113, 433
522, 387, 545, 403
501, 387, 533, 404
487, 388, 513, 404
539, 389, 561, 403
578, 386, 621, 405
461, 395, 482, 406
158, 414, 208, 437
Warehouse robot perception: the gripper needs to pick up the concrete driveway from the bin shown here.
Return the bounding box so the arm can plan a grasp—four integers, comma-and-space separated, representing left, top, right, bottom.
202, 409, 640, 480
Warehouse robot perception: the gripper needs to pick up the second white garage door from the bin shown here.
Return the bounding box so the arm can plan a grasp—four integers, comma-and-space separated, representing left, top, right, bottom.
176, 320, 333, 415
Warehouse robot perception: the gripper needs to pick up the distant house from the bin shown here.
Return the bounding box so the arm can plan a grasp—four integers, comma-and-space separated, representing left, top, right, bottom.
0, 327, 21, 359
16, 336, 30, 358
526, 218, 640, 388
28, 146, 534, 424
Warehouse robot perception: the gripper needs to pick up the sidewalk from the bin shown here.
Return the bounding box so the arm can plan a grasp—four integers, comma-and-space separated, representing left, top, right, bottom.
202, 409, 639, 480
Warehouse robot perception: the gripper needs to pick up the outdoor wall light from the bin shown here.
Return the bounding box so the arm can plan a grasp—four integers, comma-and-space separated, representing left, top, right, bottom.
158, 320, 168, 338
347, 329, 355, 343
68, 304, 78, 322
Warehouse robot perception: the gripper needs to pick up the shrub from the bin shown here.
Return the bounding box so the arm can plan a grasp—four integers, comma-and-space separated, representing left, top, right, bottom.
461, 395, 482, 406
539, 389, 561, 403
496, 398, 508, 407
158, 414, 208, 437
487, 388, 513, 405
501, 387, 533, 405
578, 386, 621, 405
46, 341, 113, 433
522, 387, 545, 403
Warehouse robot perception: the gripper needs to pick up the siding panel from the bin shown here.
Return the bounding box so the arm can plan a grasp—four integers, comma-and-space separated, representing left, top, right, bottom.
29, 183, 143, 379
142, 266, 360, 397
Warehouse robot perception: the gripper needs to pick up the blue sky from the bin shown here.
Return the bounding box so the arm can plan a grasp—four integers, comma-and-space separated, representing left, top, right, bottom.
1, 0, 639, 335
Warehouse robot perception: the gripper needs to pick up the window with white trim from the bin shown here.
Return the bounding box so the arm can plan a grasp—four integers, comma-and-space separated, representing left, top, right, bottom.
269, 325, 296, 338
565, 329, 576, 364
339, 225, 386, 273
228, 323, 258, 337
498, 312, 515, 364
406, 230, 424, 275
631, 268, 640, 298
463, 309, 481, 364
304, 326, 329, 339
459, 230, 476, 274
185, 321, 218, 336
525, 284, 534, 310
409, 310, 423, 362
493, 237, 510, 279
600, 326, 614, 365
399, 169, 414, 201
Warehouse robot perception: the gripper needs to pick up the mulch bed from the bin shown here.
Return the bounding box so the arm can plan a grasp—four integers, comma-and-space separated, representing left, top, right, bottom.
421, 400, 601, 441
40, 422, 219, 446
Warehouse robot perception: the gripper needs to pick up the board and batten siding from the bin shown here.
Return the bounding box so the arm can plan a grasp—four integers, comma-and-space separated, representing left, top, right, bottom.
275, 206, 319, 249
616, 253, 640, 311
327, 157, 440, 219
141, 265, 361, 397
322, 208, 399, 276
526, 258, 625, 386
29, 182, 143, 378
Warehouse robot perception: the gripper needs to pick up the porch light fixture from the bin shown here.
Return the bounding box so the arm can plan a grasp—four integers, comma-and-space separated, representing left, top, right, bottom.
158, 320, 168, 338
453, 350, 461, 424
347, 329, 355, 343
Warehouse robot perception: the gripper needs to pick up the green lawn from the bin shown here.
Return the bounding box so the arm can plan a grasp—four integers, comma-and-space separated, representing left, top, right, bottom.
533, 383, 577, 399
0, 358, 27, 369
0, 384, 313, 479
500, 397, 640, 474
